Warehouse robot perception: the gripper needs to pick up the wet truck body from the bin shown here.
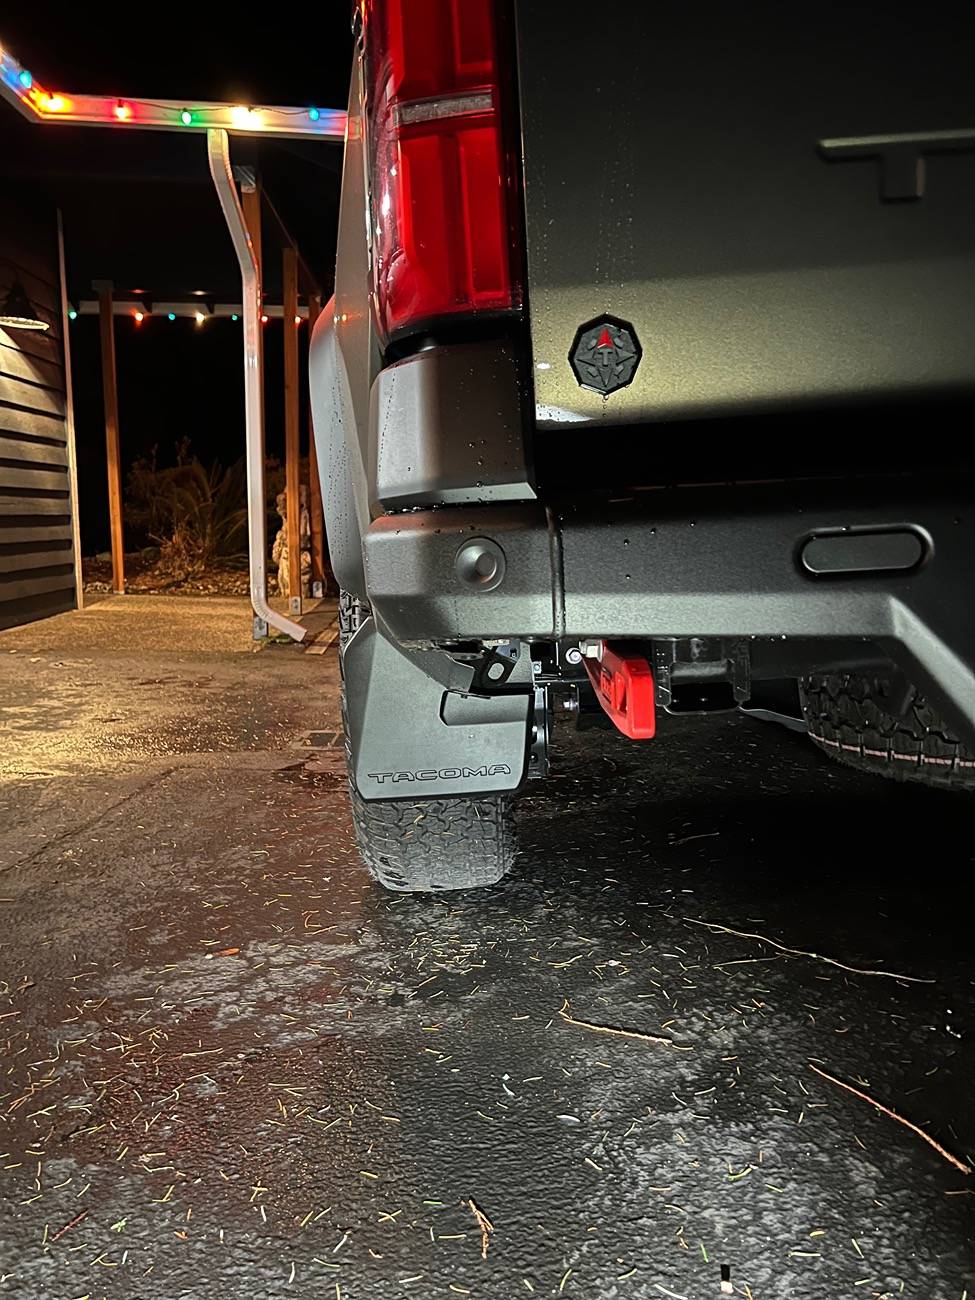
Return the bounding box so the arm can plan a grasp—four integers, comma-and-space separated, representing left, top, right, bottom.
311, 1, 975, 891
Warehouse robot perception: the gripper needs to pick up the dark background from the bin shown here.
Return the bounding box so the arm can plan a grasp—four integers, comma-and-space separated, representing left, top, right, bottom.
0, 8, 354, 551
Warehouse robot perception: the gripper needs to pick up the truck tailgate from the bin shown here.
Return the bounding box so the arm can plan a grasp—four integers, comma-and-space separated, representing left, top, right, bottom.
515, 2, 975, 431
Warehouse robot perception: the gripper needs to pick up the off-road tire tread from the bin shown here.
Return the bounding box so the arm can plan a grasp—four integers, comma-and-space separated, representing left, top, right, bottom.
338, 591, 515, 891
799, 672, 975, 790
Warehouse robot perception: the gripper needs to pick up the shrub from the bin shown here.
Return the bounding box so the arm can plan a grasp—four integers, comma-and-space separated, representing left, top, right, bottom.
126, 439, 248, 579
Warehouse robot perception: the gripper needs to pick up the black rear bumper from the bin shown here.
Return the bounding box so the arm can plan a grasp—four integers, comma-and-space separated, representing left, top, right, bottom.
362, 479, 975, 746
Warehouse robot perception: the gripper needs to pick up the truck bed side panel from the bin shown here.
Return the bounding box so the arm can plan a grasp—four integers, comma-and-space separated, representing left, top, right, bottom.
515, 2, 975, 429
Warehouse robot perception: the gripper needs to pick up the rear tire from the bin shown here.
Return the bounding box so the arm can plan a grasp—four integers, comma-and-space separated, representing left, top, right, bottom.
339, 591, 516, 891
799, 672, 975, 790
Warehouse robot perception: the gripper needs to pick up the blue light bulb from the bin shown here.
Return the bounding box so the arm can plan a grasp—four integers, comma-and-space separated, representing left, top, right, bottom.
19, 69, 33, 89
231, 313, 239, 321
168, 312, 176, 321
308, 107, 320, 122
68, 309, 78, 320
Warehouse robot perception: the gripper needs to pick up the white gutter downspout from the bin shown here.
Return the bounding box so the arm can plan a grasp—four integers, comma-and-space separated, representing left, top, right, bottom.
206, 127, 306, 642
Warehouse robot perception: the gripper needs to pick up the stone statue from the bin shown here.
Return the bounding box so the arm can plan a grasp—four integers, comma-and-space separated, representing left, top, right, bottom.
271, 487, 312, 597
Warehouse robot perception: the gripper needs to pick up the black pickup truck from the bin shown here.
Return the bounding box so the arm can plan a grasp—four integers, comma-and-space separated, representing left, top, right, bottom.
311, 0, 975, 891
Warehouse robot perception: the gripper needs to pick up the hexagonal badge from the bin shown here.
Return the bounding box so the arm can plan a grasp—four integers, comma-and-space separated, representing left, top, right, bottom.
569, 316, 642, 395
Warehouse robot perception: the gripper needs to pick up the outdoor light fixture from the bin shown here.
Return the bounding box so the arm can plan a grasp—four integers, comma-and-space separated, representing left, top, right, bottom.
194, 310, 206, 325
0, 278, 49, 330
134, 310, 145, 323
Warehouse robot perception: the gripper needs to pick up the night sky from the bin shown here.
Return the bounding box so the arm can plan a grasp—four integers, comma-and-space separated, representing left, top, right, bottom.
0, 7, 354, 551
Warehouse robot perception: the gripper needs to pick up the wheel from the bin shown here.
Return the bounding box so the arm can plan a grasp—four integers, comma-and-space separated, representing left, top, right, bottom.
799, 672, 975, 790
338, 591, 516, 891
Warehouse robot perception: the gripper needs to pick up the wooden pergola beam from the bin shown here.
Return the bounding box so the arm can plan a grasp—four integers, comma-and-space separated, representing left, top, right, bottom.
93, 279, 125, 594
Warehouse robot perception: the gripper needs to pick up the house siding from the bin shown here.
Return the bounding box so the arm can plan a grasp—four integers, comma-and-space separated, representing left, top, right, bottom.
0, 202, 76, 630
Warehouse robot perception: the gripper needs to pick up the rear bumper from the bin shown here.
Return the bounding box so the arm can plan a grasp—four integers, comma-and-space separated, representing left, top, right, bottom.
362, 480, 975, 745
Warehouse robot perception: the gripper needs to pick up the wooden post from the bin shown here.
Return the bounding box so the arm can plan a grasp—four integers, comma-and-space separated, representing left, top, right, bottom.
240, 184, 263, 291
94, 279, 125, 594
306, 293, 326, 597
282, 247, 302, 614
239, 179, 267, 605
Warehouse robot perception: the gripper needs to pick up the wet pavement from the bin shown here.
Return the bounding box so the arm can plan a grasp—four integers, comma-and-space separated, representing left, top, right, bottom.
0, 599, 972, 1298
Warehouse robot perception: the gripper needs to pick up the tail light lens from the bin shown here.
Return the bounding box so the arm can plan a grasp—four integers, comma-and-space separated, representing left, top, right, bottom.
363, 0, 522, 344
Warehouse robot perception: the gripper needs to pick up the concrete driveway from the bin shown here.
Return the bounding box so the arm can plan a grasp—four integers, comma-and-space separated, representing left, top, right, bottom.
0, 597, 972, 1297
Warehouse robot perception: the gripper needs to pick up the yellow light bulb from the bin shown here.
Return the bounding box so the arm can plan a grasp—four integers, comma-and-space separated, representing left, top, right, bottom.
230, 105, 262, 130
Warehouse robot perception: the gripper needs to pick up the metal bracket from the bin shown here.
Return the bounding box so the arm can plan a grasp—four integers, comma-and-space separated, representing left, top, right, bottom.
471, 639, 520, 690
232, 164, 258, 191
654, 637, 752, 710
529, 686, 551, 778
730, 637, 751, 703
653, 643, 674, 709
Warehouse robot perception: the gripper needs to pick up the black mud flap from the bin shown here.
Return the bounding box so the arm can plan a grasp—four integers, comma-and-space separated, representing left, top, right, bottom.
343, 617, 532, 801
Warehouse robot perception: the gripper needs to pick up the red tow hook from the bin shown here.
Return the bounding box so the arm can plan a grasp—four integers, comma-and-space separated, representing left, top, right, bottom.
583, 643, 656, 739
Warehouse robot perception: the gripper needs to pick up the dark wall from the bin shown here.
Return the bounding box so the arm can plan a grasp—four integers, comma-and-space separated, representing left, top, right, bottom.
0, 199, 76, 628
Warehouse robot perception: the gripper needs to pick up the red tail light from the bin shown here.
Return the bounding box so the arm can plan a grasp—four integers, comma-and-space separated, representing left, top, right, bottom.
363, 0, 522, 343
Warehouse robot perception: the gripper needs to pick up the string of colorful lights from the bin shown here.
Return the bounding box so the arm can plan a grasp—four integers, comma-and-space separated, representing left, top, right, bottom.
0, 36, 345, 328
0, 40, 345, 139
65, 302, 312, 326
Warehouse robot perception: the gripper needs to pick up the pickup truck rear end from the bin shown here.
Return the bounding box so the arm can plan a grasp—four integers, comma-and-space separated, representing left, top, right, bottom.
311, 0, 975, 891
